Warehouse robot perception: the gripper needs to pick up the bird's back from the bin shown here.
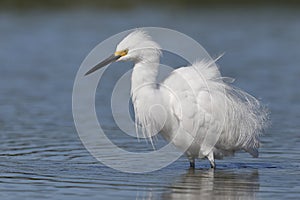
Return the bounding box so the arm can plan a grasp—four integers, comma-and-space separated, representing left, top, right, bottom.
161, 60, 268, 158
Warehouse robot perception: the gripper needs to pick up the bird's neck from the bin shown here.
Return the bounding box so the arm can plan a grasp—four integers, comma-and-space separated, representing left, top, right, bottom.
130, 58, 163, 140
131, 59, 159, 97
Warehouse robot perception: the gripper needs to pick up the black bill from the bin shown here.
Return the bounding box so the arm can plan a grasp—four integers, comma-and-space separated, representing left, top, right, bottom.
85, 54, 121, 76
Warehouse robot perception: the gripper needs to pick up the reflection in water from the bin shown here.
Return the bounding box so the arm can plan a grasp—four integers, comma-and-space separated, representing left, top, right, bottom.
136, 189, 154, 200
160, 169, 259, 200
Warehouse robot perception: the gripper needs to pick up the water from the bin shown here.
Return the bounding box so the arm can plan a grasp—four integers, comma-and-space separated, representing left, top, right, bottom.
1, 6, 300, 199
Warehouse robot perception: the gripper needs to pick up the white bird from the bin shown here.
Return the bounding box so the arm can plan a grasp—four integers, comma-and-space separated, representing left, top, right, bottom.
85, 30, 268, 169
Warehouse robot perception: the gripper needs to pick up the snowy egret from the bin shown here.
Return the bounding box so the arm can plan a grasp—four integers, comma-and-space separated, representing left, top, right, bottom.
85, 30, 268, 169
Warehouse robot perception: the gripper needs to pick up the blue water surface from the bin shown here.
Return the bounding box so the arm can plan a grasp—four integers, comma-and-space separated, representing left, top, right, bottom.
0, 6, 299, 200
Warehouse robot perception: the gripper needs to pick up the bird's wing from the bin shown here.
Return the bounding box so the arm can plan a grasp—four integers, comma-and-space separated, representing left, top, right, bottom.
162, 61, 224, 157
162, 59, 268, 157
163, 66, 202, 136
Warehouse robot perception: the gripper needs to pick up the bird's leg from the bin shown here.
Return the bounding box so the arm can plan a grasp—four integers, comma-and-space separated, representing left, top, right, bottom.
207, 151, 216, 169
188, 157, 195, 169
190, 161, 195, 168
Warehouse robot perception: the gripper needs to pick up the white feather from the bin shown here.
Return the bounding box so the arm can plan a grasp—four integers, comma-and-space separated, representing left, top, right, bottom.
116, 30, 268, 167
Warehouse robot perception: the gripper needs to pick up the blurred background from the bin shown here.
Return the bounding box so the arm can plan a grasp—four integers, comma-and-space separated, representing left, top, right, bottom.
0, 1, 299, 199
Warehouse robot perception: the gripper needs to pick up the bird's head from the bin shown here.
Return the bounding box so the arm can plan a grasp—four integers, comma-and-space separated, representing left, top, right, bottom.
85, 29, 161, 76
